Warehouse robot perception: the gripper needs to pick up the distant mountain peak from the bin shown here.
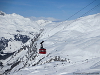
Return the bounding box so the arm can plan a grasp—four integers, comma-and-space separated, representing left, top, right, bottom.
0, 11, 5, 16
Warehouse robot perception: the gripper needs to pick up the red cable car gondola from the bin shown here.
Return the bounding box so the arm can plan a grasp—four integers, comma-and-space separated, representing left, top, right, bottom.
39, 48, 46, 54
39, 41, 46, 54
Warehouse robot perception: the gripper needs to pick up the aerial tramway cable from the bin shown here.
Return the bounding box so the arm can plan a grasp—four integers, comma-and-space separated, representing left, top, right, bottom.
39, 0, 100, 54
66, 0, 97, 20
42, 1, 100, 42
44, 0, 97, 33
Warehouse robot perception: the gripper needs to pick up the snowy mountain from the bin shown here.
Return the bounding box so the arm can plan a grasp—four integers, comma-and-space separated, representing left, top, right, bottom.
0, 12, 40, 52
0, 12, 100, 75
0, 11, 5, 16
0, 12, 43, 74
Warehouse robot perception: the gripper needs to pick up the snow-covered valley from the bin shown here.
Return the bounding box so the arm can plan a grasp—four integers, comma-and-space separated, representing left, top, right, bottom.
0, 11, 100, 75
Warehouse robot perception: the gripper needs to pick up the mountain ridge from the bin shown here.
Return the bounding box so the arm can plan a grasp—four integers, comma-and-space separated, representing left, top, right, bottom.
0, 12, 100, 75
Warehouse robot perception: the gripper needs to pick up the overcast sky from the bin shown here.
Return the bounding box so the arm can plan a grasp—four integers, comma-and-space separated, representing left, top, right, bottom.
0, 0, 100, 21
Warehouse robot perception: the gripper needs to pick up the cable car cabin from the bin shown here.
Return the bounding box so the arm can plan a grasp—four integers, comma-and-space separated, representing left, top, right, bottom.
39, 48, 46, 54
39, 41, 46, 54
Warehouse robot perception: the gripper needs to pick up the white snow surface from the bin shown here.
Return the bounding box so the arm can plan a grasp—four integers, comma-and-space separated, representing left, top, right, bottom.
0, 13, 40, 38
0, 13, 100, 75
0, 13, 41, 52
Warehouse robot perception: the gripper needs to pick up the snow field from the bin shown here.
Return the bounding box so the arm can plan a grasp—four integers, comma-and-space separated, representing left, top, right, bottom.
0, 12, 100, 75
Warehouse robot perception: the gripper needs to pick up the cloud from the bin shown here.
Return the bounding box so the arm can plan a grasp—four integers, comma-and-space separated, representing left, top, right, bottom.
29, 16, 61, 22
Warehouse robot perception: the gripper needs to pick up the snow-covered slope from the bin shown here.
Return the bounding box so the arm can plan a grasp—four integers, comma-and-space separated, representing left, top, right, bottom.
0, 12, 100, 75
0, 12, 41, 53
16, 13, 100, 75
0, 12, 53, 75
32, 13, 100, 75
36, 19, 52, 26
0, 12, 40, 38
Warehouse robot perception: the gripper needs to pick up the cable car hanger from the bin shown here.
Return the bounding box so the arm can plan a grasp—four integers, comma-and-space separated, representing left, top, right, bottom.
39, 41, 46, 54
